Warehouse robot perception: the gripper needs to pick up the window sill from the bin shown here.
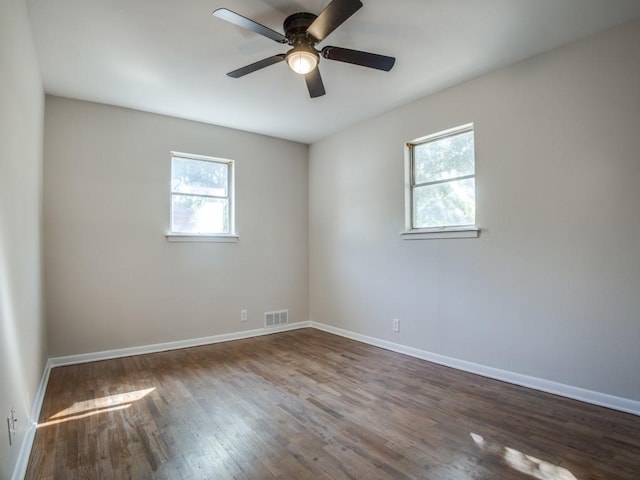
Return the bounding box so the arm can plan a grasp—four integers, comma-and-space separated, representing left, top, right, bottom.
401, 227, 479, 240
166, 233, 239, 243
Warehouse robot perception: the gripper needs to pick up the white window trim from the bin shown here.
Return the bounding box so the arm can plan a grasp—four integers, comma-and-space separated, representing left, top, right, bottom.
402, 123, 479, 240
165, 233, 239, 243
167, 151, 238, 242
400, 227, 479, 240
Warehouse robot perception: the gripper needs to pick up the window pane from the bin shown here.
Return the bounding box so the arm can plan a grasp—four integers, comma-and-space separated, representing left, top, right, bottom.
171, 157, 228, 197
414, 130, 474, 184
171, 195, 229, 234
413, 178, 475, 228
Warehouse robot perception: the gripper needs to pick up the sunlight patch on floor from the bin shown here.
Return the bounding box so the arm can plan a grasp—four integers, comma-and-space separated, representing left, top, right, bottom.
38, 404, 131, 427
504, 446, 577, 480
470, 432, 578, 480
37, 387, 156, 427
50, 387, 156, 419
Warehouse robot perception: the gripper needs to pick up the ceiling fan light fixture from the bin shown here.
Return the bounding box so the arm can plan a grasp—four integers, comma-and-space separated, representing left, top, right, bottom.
214, 1, 396, 98
286, 48, 318, 75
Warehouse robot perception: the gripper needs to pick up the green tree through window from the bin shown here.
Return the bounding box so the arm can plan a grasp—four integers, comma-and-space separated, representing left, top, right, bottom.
408, 125, 475, 229
170, 153, 234, 234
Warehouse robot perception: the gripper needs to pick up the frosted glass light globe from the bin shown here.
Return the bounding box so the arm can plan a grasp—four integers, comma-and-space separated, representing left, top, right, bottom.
287, 50, 318, 75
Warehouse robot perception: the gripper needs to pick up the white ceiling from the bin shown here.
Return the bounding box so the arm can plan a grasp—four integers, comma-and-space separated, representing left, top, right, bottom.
26, 0, 640, 144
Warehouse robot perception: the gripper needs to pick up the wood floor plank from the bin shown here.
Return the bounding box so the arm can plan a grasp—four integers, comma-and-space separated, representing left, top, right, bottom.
26, 328, 640, 479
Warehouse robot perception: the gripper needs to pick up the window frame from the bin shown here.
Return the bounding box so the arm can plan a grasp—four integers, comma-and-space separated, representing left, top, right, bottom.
402, 123, 479, 240
166, 151, 238, 242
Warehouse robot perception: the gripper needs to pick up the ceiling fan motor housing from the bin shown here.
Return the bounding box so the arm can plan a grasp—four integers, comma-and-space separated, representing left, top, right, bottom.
284, 12, 318, 45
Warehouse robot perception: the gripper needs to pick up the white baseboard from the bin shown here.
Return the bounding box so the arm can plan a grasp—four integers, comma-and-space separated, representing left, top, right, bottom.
49, 321, 311, 367
310, 321, 640, 417
12, 358, 52, 480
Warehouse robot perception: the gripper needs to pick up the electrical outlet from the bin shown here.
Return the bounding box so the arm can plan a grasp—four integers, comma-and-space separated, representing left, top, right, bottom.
392, 318, 400, 333
7, 408, 17, 446
240, 309, 248, 322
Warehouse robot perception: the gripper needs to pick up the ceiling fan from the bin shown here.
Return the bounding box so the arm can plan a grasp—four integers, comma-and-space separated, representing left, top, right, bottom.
212, 0, 395, 98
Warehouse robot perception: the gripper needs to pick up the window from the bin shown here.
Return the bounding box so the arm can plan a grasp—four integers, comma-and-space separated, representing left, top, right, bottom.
403, 124, 478, 239
169, 152, 235, 238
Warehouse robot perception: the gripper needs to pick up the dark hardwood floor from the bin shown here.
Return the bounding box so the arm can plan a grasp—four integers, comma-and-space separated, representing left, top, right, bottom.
26, 328, 640, 479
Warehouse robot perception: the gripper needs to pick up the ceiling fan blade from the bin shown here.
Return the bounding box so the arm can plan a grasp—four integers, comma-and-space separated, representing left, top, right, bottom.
213, 8, 287, 44
305, 68, 326, 98
227, 55, 286, 78
322, 46, 395, 71
307, 0, 363, 42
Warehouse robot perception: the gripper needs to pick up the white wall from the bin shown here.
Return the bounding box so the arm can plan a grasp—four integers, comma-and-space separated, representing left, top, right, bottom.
309, 19, 640, 401
0, 0, 47, 477
44, 97, 308, 356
